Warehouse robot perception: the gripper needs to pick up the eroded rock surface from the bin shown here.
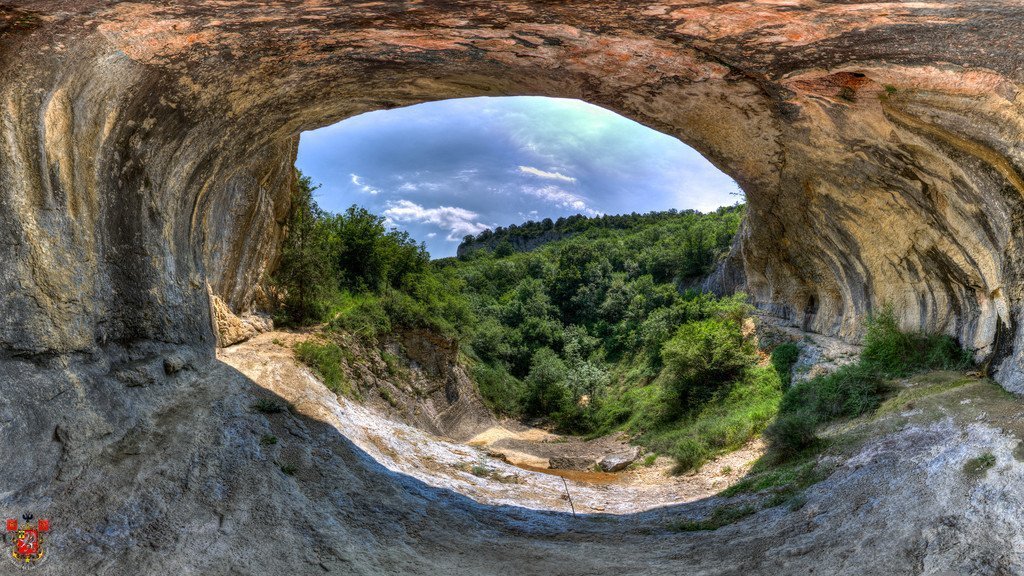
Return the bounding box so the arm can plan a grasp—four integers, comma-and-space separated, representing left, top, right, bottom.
3, 1, 1024, 385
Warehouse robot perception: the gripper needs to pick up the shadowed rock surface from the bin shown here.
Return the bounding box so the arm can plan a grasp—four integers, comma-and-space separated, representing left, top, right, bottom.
3, 2, 1024, 574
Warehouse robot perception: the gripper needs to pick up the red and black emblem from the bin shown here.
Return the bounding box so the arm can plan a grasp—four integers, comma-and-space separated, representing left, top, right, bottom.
5, 514, 49, 568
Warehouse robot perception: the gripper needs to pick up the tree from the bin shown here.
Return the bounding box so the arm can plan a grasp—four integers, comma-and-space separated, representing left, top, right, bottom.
549, 243, 612, 325
494, 240, 515, 258
272, 172, 336, 324
661, 317, 755, 411
522, 348, 570, 417
329, 205, 388, 292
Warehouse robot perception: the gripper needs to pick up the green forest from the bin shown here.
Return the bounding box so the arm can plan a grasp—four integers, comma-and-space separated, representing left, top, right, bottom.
273, 171, 971, 473
446, 203, 765, 471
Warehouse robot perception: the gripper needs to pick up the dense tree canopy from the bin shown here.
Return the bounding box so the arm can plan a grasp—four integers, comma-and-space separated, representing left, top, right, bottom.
447, 204, 775, 472
271, 171, 469, 337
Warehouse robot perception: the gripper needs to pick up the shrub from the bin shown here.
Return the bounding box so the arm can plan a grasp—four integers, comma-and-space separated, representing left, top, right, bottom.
252, 399, 286, 414
779, 363, 890, 421
860, 306, 972, 377
294, 339, 353, 396
551, 398, 592, 434
472, 363, 527, 415
765, 362, 890, 458
765, 308, 973, 460
610, 365, 781, 473
771, 342, 801, 390
328, 292, 391, 340
762, 410, 819, 458
672, 437, 710, 471
661, 317, 756, 411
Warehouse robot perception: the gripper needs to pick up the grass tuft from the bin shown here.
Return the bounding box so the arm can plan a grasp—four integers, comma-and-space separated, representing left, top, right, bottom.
252, 399, 286, 414
722, 459, 825, 497
963, 452, 996, 476
671, 504, 758, 531
379, 386, 401, 409
294, 339, 356, 396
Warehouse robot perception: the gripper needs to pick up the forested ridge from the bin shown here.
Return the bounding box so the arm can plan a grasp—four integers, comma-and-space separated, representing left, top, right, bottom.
272, 172, 971, 472
455, 208, 736, 260
447, 203, 773, 470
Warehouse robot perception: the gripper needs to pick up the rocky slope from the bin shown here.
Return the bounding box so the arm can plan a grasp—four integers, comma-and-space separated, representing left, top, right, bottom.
224, 332, 766, 515
290, 328, 497, 441
456, 228, 570, 258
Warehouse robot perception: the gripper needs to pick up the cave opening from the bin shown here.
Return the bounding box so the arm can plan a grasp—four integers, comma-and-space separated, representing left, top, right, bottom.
274, 95, 761, 512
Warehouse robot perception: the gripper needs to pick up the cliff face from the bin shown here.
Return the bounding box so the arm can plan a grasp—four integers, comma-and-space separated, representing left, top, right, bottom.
1, 3, 1024, 387
457, 229, 571, 259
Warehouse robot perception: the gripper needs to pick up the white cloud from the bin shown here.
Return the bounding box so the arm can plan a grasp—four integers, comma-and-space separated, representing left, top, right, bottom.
426, 232, 437, 238
383, 199, 489, 241
522, 185, 600, 216
518, 166, 577, 183
349, 173, 380, 195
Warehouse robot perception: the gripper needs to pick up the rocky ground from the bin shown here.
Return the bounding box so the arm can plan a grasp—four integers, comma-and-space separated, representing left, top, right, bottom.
215, 330, 1024, 574
755, 312, 863, 384
7, 2, 1024, 573
220, 331, 765, 515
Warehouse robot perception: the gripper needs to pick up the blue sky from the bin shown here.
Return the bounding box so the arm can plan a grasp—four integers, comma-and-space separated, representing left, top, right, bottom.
296, 96, 741, 257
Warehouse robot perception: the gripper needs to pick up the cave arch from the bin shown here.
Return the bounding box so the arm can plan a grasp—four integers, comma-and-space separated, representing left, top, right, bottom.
1, 2, 1022, 391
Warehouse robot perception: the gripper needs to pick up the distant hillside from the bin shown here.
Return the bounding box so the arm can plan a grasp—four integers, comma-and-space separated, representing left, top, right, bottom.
456, 206, 744, 259
444, 202, 764, 472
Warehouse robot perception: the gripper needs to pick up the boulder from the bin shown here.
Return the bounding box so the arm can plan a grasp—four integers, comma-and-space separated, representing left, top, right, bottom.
597, 446, 642, 473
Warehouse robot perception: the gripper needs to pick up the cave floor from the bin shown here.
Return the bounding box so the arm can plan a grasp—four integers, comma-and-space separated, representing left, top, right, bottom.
202, 331, 1024, 574
29, 331, 1024, 575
